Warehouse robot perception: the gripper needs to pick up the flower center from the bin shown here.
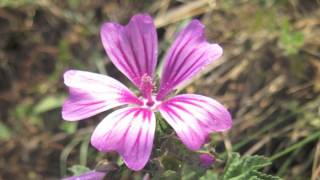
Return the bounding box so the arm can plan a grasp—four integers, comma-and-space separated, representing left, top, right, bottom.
142, 96, 160, 110
140, 74, 154, 103
139, 74, 161, 110
146, 100, 155, 107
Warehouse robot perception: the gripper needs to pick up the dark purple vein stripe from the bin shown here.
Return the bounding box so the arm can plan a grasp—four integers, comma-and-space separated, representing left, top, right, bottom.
164, 33, 194, 80
126, 31, 142, 77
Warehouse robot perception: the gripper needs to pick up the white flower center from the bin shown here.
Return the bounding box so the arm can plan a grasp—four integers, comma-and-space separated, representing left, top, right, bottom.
142, 95, 161, 111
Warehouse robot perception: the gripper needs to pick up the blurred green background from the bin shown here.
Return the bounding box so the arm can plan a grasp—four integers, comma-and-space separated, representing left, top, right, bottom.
0, 0, 319, 179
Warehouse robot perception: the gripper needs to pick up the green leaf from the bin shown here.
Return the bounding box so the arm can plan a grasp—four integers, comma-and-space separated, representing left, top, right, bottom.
182, 171, 197, 180
14, 99, 33, 119
199, 171, 219, 180
0, 122, 12, 140
156, 112, 171, 134
279, 21, 304, 55
60, 122, 77, 134
223, 153, 242, 179
0, 0, 35, 7
68, 165, 90, 176
249, 170, 282, 180
181, 163, 206, 180
32, 95, 65, 115
223, 153, 282, 180
241, 155, 271, 171
116, 156, 124, 166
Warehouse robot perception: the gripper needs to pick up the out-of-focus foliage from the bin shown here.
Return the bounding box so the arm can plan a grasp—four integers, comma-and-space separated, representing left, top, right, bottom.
0, 122, 12, 140
32, 95, 65, 115
60, 122, 77, 134
279, 21, 305, 55
68, 165, 90, 176
0, 0, 35, 7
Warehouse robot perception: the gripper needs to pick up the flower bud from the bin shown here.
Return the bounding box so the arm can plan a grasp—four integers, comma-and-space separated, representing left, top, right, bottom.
199, 153, 215, 168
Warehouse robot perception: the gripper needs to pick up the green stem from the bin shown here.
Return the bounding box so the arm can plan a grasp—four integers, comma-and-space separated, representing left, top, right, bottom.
277, 146, 301, 176
270, 131, 320, 161
79, 135, 90, 166
60, 138, 82, 176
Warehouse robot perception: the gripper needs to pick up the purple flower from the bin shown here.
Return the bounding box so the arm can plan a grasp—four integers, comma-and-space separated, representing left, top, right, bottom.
62, 171, 106, 180
62, 14, 232, 171
199, 153, 215, 168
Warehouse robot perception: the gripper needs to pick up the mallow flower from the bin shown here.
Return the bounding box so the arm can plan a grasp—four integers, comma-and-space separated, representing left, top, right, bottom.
62, 13, 232, 171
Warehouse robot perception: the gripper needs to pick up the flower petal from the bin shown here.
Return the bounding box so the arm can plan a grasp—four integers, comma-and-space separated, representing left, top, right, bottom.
62, 171, 106, 180
100, 13, 158, 89
157, 20, 223, 100
159, 94, 232, 150
91, 107, 156, 171
62, 70, 142, 121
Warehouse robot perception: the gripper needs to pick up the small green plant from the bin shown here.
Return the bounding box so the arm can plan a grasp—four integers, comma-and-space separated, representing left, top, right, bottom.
279, 21, 304, 55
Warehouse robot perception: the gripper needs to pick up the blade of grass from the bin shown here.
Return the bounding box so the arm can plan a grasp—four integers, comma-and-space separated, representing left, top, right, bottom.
60, 138, 82, 177
270, 131, 320, 161
277, 146, 302, 176
79, 135, 90, 166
